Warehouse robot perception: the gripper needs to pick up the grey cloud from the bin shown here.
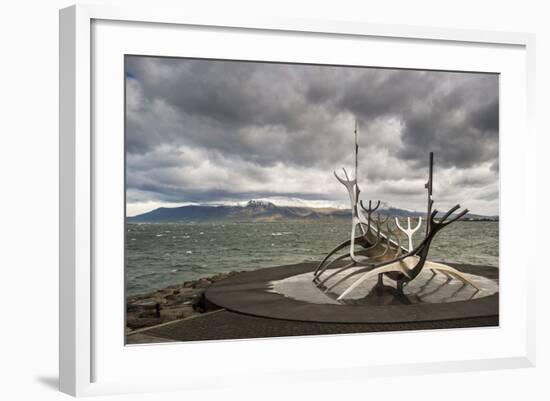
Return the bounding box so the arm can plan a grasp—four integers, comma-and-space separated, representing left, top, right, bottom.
125, 56, 499, 215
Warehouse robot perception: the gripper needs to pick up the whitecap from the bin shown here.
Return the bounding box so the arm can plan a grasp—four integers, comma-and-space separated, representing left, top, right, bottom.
186, 251, 193, 254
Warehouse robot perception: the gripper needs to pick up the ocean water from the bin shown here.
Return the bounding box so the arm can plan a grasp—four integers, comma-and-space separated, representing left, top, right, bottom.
126, 220, 499, 296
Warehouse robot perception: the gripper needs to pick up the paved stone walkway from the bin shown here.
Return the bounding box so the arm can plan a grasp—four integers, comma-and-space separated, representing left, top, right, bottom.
127, 308, 498, 344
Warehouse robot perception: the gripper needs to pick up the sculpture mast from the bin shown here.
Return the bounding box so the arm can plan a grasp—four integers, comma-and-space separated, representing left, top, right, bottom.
353, 120, 362, 225
425, 152, 434, 235
354, 120, 359, 199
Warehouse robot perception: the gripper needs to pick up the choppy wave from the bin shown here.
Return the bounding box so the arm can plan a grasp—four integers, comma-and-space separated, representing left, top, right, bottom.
271, 231, 294, 236
126, 220, 498, 296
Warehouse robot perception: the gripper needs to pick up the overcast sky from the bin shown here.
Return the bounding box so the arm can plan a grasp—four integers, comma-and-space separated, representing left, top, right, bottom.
125, 56, 499, 217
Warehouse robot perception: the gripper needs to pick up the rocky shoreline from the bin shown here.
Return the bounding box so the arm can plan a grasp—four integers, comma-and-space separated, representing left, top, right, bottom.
126, 270, 242, 332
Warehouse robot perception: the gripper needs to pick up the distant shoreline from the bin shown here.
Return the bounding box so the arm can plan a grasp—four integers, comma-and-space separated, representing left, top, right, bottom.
126, 218, 499, 223
127, 200, 498, 223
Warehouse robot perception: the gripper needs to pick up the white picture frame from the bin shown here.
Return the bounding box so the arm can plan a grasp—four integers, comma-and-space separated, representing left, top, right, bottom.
59, 4, 536, 397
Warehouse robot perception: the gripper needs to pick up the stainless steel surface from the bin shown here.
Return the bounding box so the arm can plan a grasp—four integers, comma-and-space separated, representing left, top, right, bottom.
313, 124, 478, 300
274, 262, 497, 305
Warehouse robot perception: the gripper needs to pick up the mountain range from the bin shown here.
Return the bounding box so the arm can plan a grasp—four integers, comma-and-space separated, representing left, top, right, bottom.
127, 200, 497, 223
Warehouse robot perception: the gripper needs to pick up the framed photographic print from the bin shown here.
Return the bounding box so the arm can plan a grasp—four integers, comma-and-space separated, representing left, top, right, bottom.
59, 4, 536, 397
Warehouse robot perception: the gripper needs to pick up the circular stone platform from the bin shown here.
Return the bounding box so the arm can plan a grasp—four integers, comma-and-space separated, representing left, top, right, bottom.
205, 262, 499, 324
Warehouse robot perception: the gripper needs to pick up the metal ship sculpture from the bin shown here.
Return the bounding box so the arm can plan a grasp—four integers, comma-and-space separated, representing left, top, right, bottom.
312, 122, 480, 300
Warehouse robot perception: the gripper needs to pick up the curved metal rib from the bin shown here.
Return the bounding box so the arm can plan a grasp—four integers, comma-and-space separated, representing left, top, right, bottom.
336, 258, 415, 300
428, 261, 481, 291
318, 261, 358, 288
315, 216, 392, 283
313, 239, 352, 276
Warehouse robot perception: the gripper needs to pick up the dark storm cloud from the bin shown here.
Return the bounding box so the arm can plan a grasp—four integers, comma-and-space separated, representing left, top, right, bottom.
125, 56, 499, 215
